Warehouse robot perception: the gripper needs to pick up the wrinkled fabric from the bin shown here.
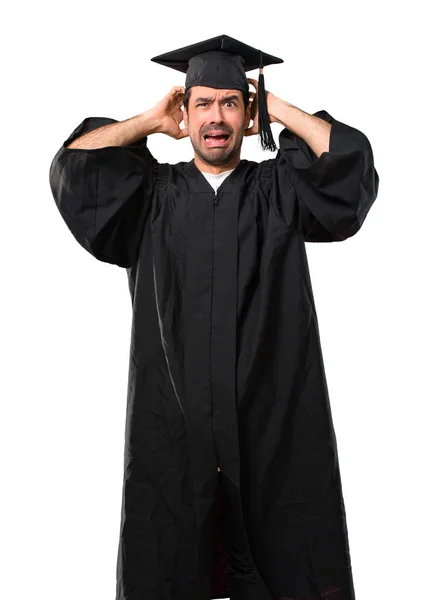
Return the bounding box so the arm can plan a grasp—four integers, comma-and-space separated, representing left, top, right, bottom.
49, 110, 379, 600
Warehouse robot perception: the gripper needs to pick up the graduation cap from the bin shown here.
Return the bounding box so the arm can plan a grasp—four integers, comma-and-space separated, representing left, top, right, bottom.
151, 34, 283, 151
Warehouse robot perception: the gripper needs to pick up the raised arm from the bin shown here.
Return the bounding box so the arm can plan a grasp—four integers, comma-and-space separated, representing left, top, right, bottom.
66, 86, 188, 150
269, 99, 332, 158
49, 87, 189, 267
274, 108, 379, 242
247, 79, 379, 243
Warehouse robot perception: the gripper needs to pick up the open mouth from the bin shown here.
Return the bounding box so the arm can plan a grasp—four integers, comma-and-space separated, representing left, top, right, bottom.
203, 133, 230, 147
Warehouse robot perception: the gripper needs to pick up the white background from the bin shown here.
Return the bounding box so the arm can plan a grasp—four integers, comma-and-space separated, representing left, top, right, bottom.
1, 1, 430, 599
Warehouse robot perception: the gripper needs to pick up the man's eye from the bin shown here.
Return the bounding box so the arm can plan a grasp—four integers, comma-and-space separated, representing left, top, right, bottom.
197, 103, 208, 107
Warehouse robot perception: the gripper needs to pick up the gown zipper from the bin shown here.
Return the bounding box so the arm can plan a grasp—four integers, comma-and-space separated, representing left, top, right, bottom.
212, 190, 221, 472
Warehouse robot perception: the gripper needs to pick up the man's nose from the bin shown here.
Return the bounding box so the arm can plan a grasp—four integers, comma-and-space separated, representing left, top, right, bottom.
209, 103, 224, 123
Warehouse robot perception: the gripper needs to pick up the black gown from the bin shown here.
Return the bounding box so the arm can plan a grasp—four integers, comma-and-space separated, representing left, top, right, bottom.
49, 110, 379, 600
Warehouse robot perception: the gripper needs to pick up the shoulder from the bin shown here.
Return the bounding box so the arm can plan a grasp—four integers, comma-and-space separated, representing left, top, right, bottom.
244, 157, 278, 195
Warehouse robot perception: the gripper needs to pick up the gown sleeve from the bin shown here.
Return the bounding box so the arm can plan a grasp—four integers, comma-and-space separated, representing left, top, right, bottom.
275, 110, 379, 242
49, 116, 157, 267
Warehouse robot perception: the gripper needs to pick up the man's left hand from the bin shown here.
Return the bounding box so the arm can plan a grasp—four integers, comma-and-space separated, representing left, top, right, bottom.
245, 77, 280, 137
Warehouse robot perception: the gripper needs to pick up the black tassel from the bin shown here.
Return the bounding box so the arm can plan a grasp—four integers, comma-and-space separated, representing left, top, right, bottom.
258, 68, 277, 152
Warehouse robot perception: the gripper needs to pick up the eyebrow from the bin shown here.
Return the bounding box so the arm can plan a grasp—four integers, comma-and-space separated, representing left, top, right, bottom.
194, 94, 240, 104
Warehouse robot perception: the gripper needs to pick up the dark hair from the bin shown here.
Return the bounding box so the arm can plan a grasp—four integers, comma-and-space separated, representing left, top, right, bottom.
183, 87, 249, 112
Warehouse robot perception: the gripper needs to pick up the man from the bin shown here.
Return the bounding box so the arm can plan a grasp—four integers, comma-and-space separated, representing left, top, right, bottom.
49, 35, 379, 600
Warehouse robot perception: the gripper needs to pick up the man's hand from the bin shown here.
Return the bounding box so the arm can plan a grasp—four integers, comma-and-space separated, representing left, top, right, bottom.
244, 78, 331, 156
149, 86, 189, 140
244, 77, 279, 137
65, 88, 188, 150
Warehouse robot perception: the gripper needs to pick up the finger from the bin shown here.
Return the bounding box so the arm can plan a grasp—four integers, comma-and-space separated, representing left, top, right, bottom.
247, 77, 258, 90
176, 122, 189, 138
169, 87, 185, 102
178, 127, 189, 139
244, 121, 259, 136
171, 86, 186, 94
250, 101, 258, 120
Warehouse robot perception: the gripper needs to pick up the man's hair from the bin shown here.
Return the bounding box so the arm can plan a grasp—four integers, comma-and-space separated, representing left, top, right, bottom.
183, 87, 250, 113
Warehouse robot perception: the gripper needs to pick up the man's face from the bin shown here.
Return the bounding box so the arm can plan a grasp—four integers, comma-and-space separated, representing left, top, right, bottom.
183, 86, 251, 167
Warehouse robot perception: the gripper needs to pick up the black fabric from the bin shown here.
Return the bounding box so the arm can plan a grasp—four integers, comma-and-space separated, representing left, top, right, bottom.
48, 117, 156, 267
258, 70, 277, 151
49, 110, 379, 600
185, 51, 249, 94
151, 34, 283, 74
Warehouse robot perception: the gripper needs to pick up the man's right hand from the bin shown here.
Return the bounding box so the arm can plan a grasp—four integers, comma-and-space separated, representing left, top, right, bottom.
65, 87, 189, 150
149, 86, 189, 140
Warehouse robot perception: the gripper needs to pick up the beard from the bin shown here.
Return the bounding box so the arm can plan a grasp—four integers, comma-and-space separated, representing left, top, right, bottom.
190, 129, 244, 166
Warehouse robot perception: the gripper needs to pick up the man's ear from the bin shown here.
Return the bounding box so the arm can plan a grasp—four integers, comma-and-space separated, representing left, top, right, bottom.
244, 102, 252, 130
183, 107, 189, 127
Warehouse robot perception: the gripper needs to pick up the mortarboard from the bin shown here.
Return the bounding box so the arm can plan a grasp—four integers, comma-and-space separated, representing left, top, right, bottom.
151, 34, 283, 151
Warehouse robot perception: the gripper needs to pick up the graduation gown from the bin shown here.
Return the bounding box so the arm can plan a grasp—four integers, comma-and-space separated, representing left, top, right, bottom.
49, 110, 379, 600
